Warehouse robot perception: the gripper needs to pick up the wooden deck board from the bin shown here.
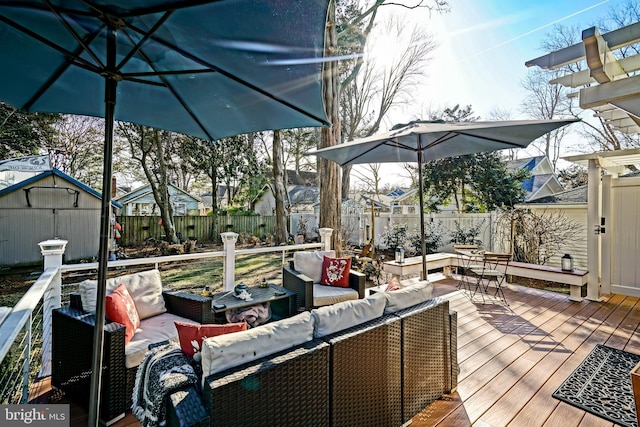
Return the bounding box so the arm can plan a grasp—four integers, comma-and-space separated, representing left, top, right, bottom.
31, 275, 640, 427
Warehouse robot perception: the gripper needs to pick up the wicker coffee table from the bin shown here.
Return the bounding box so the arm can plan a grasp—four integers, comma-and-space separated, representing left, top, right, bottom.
210, 284, 296, 323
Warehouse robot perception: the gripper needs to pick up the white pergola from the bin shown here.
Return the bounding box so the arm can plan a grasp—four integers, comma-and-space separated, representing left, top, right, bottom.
527, 22, 640, 134
526, 21, 640, 301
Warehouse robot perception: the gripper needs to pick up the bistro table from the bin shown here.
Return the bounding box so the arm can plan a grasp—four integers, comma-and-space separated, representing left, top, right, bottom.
209, 284, 296, 324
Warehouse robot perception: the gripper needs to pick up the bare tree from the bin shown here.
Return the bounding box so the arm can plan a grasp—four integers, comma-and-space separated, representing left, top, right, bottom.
46, 115, 104, 188
320, 0, 449, 253
496, 208, 582, 265
520, 68, 572, 170
340, 17, 437, 196
117, 124, 179, 244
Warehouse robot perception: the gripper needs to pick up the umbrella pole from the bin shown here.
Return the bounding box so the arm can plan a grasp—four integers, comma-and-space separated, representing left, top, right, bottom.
88, 28, 117, 427
417, 150, 427, 280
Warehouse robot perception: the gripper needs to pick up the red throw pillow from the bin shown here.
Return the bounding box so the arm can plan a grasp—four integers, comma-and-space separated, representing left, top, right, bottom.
105, 283, 140, 345
320, 256, 352, 288
174, 321, 247, 357
385, 277, 402, 292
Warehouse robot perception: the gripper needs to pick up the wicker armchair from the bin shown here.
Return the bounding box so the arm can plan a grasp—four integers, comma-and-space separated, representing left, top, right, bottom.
283, 259, 365, 311
52, 289, 214, 424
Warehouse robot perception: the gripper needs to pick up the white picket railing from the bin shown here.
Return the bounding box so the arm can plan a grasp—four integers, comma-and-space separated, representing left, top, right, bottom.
0, 230, 332, 405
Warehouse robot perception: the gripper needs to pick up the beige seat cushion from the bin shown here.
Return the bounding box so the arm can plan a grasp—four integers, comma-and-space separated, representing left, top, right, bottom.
201, 311, 314, 378
293, 250, 336, 284
124, 312, 198, 368
312, 284, 358, 307
311, 292, 386, 338
79, 269, 166, 320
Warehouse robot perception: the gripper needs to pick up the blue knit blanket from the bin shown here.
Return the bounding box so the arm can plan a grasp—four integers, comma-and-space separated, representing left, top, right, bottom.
131, 342, 198, 427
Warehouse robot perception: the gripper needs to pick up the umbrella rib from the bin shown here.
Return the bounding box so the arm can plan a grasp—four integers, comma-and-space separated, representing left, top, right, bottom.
424, 130, 530, 151
0, 14, 105, 75
130, 37, 216, 141
44, 0, 105, 69
115, 11, 173, 73
126, 21, 331, 127
0, 14, 108, 111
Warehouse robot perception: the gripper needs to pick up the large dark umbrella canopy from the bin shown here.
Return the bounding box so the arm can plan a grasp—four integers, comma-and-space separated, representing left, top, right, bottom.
308, 119, 579, 280
0, 2, 331, 425
0, 0, 330, 138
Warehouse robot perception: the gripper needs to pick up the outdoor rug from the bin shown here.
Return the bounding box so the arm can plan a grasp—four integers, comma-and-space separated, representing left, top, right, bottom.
553, 344, 640, 427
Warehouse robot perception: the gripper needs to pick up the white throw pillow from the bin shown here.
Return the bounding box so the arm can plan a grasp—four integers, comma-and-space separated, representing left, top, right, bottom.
201, 311, 314, 378
293, 250, 336, 284
311, 292, 386, 338
383, 281, 433, 314
79, 269, 166, 319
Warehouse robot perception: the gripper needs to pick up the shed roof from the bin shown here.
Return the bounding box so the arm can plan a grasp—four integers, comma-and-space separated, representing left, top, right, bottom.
0, 168, 122, 208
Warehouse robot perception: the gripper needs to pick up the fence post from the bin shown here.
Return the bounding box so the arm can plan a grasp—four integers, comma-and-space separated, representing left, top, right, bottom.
318, 228, 333, 251
38, 238, 67, 378
221, 232, 239, 292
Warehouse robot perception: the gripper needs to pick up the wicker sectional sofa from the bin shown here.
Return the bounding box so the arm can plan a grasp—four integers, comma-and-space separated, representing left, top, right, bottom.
196, 280, 457, 427
51, 269, 215, 424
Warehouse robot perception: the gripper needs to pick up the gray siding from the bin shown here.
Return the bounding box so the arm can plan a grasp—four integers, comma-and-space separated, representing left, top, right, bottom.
0, 174, 103, 266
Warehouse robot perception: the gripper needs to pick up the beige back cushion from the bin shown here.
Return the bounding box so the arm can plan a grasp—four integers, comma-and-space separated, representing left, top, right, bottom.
382, 280, 433, 314
79, 269, 166, 319
201, 311, 315, 378
293, 250, 336, 284
310, 292, 386, 338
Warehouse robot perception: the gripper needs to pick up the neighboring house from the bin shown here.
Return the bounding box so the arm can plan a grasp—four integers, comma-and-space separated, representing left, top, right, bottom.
200, 184, 237, 214
387, 188, 420, 214
116, 183, 201, 216
252, 170, 318, 216
0, 168, 122, 266
507, 156, 564, 201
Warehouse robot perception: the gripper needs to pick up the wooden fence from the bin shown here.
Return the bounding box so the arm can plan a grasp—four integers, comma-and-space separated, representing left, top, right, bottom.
116, 215, 277, 245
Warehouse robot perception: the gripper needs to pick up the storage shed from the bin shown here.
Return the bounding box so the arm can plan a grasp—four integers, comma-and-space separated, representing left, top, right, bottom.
0, 169, 121, 266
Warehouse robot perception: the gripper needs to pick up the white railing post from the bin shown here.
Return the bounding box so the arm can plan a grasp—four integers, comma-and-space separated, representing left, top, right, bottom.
38, 238, 67, 377
221, 232, 239, 292
318, 228, 333, 251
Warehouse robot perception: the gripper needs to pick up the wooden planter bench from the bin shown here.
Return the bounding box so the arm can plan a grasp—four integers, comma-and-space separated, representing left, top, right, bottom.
383, 253, 457, 280
383, 253, 588, 303
504, 261, 588, 302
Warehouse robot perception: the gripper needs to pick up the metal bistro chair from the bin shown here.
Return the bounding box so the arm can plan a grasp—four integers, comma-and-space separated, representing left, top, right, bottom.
453, 244, 484, 292
470, 253, 511, 305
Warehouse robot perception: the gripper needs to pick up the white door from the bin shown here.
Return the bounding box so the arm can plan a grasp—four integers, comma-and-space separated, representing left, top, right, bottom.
609, 176, 640, 296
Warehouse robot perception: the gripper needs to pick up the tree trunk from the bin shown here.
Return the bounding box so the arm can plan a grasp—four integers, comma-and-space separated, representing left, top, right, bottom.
341, 164, 352, 199
272, 130, 289, 244
319, 1, 342, 254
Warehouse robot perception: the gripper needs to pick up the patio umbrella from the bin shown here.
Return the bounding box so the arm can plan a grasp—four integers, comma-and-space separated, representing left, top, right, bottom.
0, 1, 330, 424
308, 119, 578, 280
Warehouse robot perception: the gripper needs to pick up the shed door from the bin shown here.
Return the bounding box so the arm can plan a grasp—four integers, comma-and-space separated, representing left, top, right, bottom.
609, 177, 640, 296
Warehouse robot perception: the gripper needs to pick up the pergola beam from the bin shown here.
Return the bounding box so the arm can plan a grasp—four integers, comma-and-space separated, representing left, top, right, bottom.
582, 27, 626, 84
526, 22, 640, 70
579, 73, 640, 114
550, 55, 640, 88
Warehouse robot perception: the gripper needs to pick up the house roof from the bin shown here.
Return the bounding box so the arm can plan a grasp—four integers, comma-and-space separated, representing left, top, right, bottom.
0, 168, 122, 208
288, 185, 319, 204
116, 183, 201, 204
523, 185, 588, 205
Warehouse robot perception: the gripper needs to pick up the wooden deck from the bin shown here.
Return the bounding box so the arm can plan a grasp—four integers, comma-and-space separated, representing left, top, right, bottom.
31, 275, 640, 427
415, 275, 640, 426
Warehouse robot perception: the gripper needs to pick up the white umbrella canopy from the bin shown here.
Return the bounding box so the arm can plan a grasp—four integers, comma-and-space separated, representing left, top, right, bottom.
310, 119, 579, 166
308, 119, 579, 280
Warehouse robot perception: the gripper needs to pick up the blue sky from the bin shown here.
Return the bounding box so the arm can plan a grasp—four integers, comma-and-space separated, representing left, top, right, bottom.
363, 0, 631, 186
379, 0, 629, 124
